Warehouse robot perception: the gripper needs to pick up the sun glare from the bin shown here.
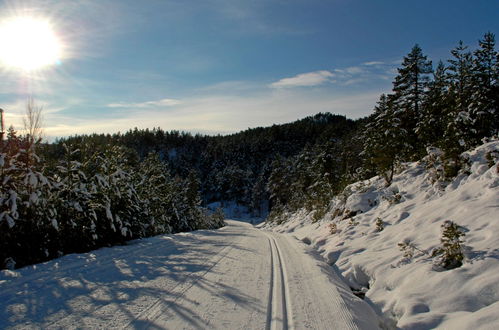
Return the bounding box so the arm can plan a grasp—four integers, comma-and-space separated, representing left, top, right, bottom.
0, 16, 62, 71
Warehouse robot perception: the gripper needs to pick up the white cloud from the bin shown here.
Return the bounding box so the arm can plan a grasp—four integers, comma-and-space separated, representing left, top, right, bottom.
107, 98, 181, 108
270, 60, 398, 90
270, 70, 334, 88
363, 61, 385, 66
344, 66, 365, 74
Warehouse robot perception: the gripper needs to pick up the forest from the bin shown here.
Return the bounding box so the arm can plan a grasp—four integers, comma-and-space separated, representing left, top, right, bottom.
1, 32, 497, 270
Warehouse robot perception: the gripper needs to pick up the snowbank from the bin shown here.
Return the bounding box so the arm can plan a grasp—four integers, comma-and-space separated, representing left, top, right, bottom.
267, 140, 499, 329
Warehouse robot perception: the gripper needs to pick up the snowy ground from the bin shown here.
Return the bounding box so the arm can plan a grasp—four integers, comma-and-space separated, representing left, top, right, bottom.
207, 201, 265, 224
266, 140, 499, 329
0, 220, 380, 329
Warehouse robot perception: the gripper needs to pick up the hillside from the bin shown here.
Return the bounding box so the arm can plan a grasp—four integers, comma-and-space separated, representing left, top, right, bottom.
265, 139, 499, 329
50, 113, 358, 210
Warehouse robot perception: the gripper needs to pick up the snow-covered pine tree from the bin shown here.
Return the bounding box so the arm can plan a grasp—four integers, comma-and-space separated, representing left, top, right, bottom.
392, 44, 433, 159
306, 142, 340, 211
363, 94, 406, 186
288, 147, 314, 209
432, 220, 466, 270
3, 135, 55, 267
444, 40, 475, 154
169, 176, 197, 232
471, 32, 499, 140
51, 144, 97, 253
267, 155, 294, 209
86, 145, 141, 245
0, 149, 19, 268
135, 152, 174, 236
250, 170, 268, 217
185, 169, 202, 208
417, 61, 451, 148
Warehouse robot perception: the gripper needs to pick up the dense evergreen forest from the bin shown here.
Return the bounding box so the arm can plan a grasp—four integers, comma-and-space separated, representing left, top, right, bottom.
1, 32, 497, 269
50, 112, 358, 213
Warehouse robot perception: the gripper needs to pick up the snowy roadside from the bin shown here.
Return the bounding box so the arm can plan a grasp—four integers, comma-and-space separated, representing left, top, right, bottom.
265, 139, 499, 329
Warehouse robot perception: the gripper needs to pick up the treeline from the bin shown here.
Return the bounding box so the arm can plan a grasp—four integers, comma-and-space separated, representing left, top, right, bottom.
267, 32, 498, 221
0, 125, 224, 270
51, 113, 357, 214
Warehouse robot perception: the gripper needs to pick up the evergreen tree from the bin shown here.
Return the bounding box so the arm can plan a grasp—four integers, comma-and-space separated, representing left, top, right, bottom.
392, 44, 433, 158
363, 94, 406, 186
86, 146, 141, 244
445, 40, 474, 152
267, 156, 293, 208
471, 32, 499, 138
417, 61, 451, 147
251, 170, 268, 217
185, 169, 202, 208
51, 144, 97, 253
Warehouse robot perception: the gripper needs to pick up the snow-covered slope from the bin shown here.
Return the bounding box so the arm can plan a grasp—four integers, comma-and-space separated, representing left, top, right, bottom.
267, 139, 499, 329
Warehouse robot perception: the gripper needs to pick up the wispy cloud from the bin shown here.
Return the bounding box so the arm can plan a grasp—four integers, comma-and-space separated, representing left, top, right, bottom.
270, 70, 334, 88
363, 61, 385, 66
42, 86, 386, 140
107, 98, 181, 108
270, 60, 398, 89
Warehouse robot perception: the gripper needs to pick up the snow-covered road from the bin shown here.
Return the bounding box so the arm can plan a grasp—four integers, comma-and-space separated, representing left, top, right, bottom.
0, 220, 379, 329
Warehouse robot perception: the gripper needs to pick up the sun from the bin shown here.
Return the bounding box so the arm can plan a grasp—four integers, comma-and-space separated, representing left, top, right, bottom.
0, 16, 62, 71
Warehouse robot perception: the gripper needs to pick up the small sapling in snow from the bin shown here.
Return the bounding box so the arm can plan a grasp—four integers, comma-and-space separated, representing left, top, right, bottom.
348, 217, 359, 227
432, 220, 465, 270
398, 239, 428, 261
398, 239, 416, 259
375, 217, 384, 232
329, 223, 337, 234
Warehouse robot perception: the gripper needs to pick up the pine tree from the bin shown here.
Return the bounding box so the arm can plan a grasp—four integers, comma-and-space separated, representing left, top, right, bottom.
392, 44, 433, 158
51, 144, 97, 253
185, 169, 202, 208
445, 40, 474, 153
251, 171, 268, 217
471, 32, 499, 139
433, 220, 465, 270
363, 94, 406, 186
417, 61, 451, 147
87, 146, 141, 245
267, 156, 293, 208
135, 152, 174, 235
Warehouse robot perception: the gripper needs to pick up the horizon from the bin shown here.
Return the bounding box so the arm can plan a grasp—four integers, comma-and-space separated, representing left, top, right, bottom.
0, 0, 497, 140
44, 111, 351, 143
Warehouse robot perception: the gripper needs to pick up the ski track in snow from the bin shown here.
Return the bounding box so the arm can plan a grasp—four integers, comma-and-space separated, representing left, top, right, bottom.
0, 221, 379, 329
265, 233, 293, 330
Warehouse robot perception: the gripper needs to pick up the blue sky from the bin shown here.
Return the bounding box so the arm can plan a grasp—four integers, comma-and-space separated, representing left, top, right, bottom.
0, 0, 497, 139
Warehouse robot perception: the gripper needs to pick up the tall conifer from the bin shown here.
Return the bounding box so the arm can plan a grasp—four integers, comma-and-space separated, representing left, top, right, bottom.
392, 44, 433, 158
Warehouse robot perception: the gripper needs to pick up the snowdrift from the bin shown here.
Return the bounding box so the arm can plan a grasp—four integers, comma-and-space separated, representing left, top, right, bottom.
267, 139, 499, 329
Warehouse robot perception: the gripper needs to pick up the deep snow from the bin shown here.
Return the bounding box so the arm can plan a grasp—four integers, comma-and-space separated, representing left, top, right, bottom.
266, 139, 499, 329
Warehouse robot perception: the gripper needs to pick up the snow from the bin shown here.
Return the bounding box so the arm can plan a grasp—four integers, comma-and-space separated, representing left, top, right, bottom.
0, 221, 380, 329
207, 200, 264, 224
266, 139, 499, 329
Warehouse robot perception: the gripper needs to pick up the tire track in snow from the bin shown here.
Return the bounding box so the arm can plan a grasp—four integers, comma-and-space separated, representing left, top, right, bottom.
265, 233, 294, 330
